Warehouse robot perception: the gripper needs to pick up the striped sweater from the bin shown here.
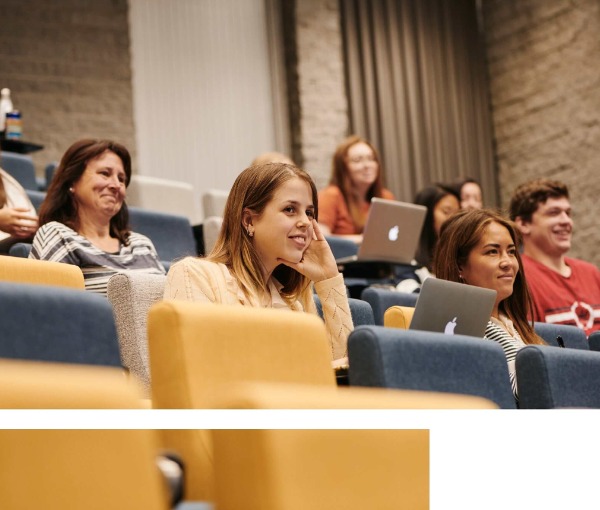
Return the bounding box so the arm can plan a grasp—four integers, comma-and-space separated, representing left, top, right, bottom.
484, 317, 526, 402
29, 221, 166, 295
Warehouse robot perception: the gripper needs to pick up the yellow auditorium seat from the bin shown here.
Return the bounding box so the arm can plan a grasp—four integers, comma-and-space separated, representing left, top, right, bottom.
0, 430, 168, 510
212, 429, 429, 510
384, 304, 415, 329
0, 358, 144, 409
0, 359, 167, 509
148, 301, 336, 410
0, 254, 84, 289
147, 300, 337, 501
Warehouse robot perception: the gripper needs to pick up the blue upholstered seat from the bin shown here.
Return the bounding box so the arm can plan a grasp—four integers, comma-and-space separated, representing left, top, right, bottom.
8, 242, 32, 258
1, 151, 38, 190
128, 206, 197, 268
325, 236, 358, 260
588, 331, 600, 352
516, 345, 600, 408
25, 189, 46, 211
348, 325, 516, 408
0, 281, 121, 367
360, 287, 418, 326
533, 322, 588, 350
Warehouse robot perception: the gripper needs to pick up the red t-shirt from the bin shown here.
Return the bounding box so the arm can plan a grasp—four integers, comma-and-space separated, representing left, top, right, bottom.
318, 185, 395, 235
521, 253, 600, 336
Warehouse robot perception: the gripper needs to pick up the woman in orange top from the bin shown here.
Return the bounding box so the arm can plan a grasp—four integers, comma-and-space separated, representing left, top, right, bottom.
318, 135, 394, 243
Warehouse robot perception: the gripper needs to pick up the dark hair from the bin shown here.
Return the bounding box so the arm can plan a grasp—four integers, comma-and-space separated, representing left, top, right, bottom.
38, 139, 132, 244
413, 184, 460, 269
433, 208, 544, 345
329, 135, 386, 232
509, 178, 569, 222
209, 162, 318, 309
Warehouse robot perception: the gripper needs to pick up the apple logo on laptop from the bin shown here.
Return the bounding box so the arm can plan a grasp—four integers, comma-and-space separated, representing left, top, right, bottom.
388, 225, 399, 242
444, 317, 457, 335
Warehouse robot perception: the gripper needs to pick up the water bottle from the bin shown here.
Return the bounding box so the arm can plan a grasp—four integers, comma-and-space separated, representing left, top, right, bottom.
0, 88, 13, 135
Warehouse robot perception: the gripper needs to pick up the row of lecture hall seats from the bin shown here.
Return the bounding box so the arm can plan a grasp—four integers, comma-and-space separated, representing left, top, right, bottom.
3, 256, 600, 505
2, 256, 600, 413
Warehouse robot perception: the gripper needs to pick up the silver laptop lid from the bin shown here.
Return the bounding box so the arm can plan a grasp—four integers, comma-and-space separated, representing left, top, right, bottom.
409, 278, 497, 338
336, 198, 427, 265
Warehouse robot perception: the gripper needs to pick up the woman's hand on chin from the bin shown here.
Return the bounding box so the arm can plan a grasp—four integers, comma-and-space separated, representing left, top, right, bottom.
277, 220, 339, 283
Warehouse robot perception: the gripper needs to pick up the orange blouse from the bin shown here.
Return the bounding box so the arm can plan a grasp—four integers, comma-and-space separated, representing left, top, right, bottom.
318, 185, 395, 235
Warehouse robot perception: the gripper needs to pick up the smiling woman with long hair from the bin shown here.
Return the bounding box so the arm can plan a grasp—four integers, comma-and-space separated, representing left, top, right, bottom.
29, 139, 165, 295
433, 208, 544, 401
164, 162, 354, 365
318, 135, 394, 244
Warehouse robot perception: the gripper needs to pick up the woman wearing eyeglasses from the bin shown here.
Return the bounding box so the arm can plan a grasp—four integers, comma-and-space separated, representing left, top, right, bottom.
318, 135, 394, 244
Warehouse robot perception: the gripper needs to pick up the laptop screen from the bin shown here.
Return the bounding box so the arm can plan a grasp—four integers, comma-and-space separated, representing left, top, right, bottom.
409, 278, 497, 338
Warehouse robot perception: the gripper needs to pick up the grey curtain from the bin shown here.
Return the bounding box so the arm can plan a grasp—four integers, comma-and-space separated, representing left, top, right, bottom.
340, 0, 497, 205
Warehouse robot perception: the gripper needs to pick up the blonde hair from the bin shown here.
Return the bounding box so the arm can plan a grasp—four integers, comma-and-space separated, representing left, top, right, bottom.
208, 162, 318, 310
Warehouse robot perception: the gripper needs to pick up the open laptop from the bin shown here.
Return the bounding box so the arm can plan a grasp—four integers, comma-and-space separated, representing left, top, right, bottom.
409, 278, 497, 338
335, 198, 427, 265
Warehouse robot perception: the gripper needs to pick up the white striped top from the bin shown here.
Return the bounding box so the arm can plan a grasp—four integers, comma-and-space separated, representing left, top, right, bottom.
29, 221, 166, 295
485, 316, 526, 403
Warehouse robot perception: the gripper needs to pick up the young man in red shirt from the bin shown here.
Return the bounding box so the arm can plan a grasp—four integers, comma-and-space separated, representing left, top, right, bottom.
509, 179, 600, 336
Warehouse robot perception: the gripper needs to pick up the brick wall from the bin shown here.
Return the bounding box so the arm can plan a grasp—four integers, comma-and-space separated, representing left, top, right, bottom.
0, 0, 136, 179
293, 0, 348, 188
482, 0, 600, 265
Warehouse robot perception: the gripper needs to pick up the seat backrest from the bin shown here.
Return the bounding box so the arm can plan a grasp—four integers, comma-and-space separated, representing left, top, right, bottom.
588, 331, 600, 351
7, 242, 32, 257
202, 215, 223, 255
148, 300, 336, 409
0, 428, 166, 510
0, 281, 121, 367
533, 322, 589, 349
325, 235, 358, 259
314, 294, 375, 326
127, 174, 202, 225
360, 287, 418, 325
383, 305, 415, 329
202, 188, 229, 217
212, 429, 429, 510
0, 358, 143, 409
516, 345, 600, 408
25, 188, 46, 211
0, 254, 84, 289
348, 325, 516, 409
107, 272, 167, 394
1, 151, 38, 190
128, 206, 196, 264
148, 300, 335, 501
0, 359, 164, 508
44, 161, 58, 189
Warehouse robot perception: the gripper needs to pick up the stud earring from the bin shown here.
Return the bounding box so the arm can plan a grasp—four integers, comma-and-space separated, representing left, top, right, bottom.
247, 226, 254, 237
69, 187, 74, 193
